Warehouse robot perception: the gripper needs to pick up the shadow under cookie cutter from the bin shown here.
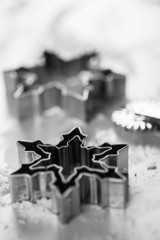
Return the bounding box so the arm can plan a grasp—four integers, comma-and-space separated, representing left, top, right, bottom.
9, 127, 129, 223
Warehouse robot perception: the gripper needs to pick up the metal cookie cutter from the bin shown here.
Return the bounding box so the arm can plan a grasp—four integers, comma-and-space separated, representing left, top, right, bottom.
4, 68, 125, 121
3, 67, 93, 120
112, 100, 160, 131
3, 67, 94, 120
3, 59, 126, 121
23, 69, 126, 121
39, 70, 126, 121
3, 52, 96, 96
40, 73, 95, 121
88, 54, 126, 99
3, 61, 47, 96
88, 69, 126, 100
9, 127, 129, 223
14, 73, 94, 120
44, 51, 97, 75
3, 65, 49, 118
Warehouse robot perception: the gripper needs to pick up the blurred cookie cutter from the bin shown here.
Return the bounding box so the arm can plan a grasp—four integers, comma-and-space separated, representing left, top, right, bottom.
14, 73, 94, 120
3, 66, 94, 120
44, 51, 97, 74
3, 66, 126, 121
9, 127, 129, 223
88, 69, 126, 100
15, 70, 126, 120
3, 51, 96, 96
88, 53, 126, 99
112, 100, 160, 131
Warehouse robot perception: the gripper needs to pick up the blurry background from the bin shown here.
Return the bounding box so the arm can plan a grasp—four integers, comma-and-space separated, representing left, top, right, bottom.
1, 1, 160, 240
0, 0, 160, 99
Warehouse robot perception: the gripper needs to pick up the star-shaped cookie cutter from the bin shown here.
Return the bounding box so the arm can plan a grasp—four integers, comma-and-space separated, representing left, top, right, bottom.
4, 67, 94, 120
4, 66, 126, 121
9, 127, 129, 223
44, 51, 97, 74
3, 51, 95, 96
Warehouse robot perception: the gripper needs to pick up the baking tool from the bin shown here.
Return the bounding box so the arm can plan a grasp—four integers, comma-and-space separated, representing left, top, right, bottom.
9, 127, 129, 223
112, 100, 160, 131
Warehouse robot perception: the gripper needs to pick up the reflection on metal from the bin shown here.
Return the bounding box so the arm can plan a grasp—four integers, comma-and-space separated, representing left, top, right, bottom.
88, 69, 126, 100
3, 51, 96, 96
14, 74, 94, 121
3, 65, 126, 121
112, 100, 160, 131
9, 127, 129, 223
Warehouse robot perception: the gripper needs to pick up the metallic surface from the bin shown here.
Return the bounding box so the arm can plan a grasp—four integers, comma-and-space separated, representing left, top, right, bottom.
1, 76, 160, 239
9, 127, 128, 223
3, 68, 126, 121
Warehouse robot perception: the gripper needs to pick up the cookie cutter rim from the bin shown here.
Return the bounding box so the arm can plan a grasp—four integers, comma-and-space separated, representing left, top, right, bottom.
9, 127, 128, 222
4, 66, 126, 121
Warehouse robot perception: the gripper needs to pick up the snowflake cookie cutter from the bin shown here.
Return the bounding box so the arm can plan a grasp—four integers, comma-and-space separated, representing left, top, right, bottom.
9, 127, 129, 223
3, 65, 126, 121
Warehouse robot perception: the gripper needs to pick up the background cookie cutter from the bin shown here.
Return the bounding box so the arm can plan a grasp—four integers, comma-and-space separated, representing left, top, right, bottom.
88, 69, 126, 100
88, 53, 126, 99
13, 74, 94, 120
44, 51, 97, 75
3, 51, 96, 96
9, 127, 129, 223
4, 66, 126, 121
